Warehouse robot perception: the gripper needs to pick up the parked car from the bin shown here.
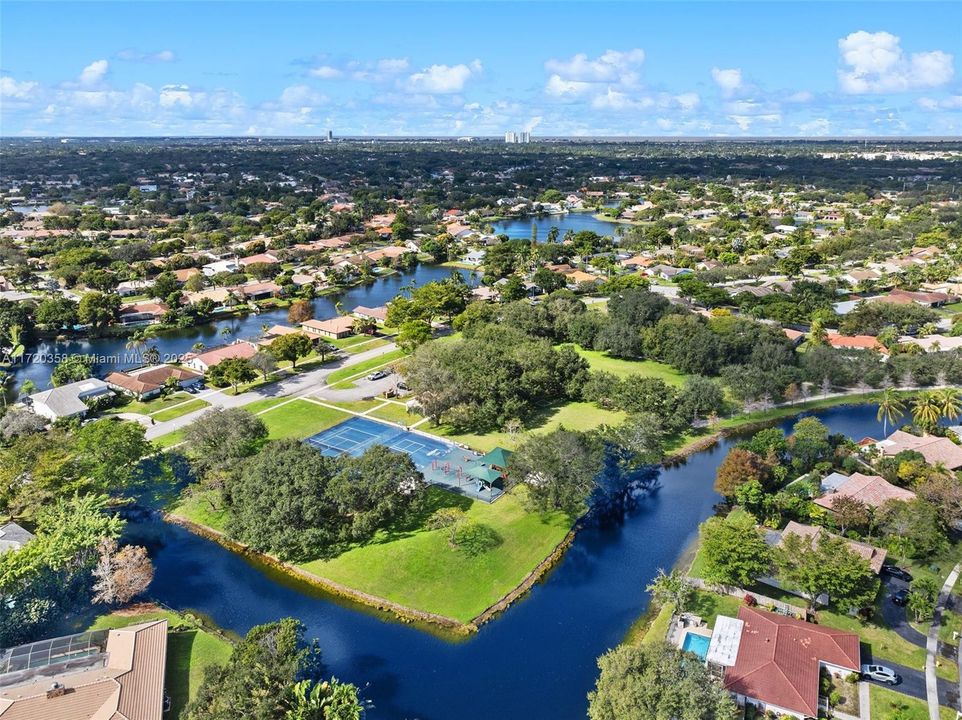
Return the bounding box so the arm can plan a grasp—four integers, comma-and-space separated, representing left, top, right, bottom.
367, 370, 389, 381
891, 588, 909, 606
881, 565, 913, 582
861, 664, 901, 685
186, 385, 200, 394
397, 381, 410, 391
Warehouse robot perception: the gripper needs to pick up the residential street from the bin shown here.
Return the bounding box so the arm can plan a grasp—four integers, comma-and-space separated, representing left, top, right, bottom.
143, 340, 400, 440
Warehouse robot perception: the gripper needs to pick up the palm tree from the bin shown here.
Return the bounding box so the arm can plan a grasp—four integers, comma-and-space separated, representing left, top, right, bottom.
935, 387, 961, 422
876, 388, 905, 436
912, 391, 942, 432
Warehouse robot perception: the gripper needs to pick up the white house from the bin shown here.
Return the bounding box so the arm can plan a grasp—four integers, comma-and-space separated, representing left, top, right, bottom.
27, 378, 114, 421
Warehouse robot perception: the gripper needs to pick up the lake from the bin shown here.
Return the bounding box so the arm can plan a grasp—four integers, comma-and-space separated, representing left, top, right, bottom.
137, 404, 891, 720
491, 212, 622, 240
8, 264, 475, 393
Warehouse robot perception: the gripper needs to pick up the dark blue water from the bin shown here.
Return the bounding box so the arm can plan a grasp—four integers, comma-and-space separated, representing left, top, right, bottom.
142, 404, 891, 720
11, 265, 474, 392
492, 213, 621, 240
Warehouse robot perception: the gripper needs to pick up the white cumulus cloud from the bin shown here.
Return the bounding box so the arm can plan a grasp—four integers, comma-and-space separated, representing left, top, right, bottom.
837, 31, 954, 94
406, 60, 481, 94
544, 49, 645, 83
711, 67, 743, 96
79, 59, 109, 85
0, 76, 39, 100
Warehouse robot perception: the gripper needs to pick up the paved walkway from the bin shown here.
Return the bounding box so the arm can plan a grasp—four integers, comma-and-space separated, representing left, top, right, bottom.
859, 680, 871, 720
144, 341, 400, 440
927, 561, 961, 720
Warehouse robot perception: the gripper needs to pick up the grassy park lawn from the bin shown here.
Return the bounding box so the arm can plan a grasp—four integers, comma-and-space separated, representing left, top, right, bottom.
88, 607, 232, 718
170, 487, 230, 532
566, 346, 686, 386
241, 396, 291, 414
426, 402, 627, 452
301, 487, 572, 623
870, 685, 957, 720
152, 429, 186, 450
326, 348, 407, 389
427, 401, 626, 453
323, 398, 389, 414
151, 398, 210, 422
368, 401, 422, 426
259, 399, 349, 440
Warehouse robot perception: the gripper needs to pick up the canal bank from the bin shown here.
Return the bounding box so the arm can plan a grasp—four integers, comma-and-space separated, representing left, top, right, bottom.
140, 404, 896, 720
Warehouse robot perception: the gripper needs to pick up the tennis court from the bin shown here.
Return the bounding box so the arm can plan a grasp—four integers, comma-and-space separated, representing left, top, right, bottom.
306, 416, 503, 502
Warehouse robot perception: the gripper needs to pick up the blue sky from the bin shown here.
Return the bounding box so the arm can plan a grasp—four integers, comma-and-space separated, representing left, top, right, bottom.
1, 1, 960, 136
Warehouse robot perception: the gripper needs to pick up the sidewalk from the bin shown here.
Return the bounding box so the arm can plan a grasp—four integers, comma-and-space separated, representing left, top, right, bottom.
927, 561, 961, 720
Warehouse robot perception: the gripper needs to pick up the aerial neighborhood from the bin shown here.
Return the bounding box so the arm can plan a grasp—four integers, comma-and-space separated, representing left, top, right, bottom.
1, 111, 962, 720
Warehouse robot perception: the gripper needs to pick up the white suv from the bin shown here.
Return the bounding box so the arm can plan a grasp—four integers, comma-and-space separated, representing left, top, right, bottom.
861, 664, 900, 685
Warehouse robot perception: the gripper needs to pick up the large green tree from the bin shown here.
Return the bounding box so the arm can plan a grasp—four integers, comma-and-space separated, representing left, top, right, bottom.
699, 511, 772, 588
775, 531, 879, 612
588, 642, 736, 720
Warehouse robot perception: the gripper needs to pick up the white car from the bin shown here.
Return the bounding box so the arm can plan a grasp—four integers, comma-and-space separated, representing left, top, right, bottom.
861, 664, 900, 685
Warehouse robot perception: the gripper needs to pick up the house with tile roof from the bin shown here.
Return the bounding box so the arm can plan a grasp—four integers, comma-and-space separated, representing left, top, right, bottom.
767, 521, 887, 574
301, 316, 355, 339
26, 379, 114, 421
183, 341, 257, 373
813, 471, 916, 511
714, 606, 860, 719
0, 620, 168, 720
873, 430, 962, 470
105, 365, 203, 400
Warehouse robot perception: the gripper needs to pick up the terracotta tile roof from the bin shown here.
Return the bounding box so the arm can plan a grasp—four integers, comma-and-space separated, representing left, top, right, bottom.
186, 342, 257, 369
878, 430, 962, 470
0, 620, 167, 720
301, 316, 355, 334
238, 252, 279, 266
813, 471, 916, 510
723, 607, 860, 717
780, 521, 887, 574
825, 331, 886, 353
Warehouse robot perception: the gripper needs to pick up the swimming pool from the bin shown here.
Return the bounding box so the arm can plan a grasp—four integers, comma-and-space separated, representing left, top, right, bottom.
681, 631, 711, 660
306, 416, 503, 502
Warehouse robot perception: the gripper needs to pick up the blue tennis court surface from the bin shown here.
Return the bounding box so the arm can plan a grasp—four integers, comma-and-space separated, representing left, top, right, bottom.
306, 416, 503, 502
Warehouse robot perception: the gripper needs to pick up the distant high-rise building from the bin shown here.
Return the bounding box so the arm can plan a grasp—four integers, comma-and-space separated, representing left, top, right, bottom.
326, 130, 333, 142
504, 130, 531, 144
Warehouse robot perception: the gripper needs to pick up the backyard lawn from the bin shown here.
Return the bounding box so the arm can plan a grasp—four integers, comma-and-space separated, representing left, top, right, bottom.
302, 487, 572, 623
563, 345, 686, 386
259, 399, 349, 440
427, 401, 626, 453
87, 607, 232, 718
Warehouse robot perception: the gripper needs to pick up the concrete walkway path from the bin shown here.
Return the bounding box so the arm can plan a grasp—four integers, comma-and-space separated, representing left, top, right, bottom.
859, 681, 871, 720
927, 561, 961, 720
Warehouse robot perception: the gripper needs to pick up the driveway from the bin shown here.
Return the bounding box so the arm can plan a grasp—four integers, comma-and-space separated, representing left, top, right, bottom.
144, 341, 399, 440
861, 657, 958, 709
880, 575, 929, 648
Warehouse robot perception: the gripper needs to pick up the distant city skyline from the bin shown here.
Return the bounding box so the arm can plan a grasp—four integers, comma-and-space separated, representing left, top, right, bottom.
1, 1, 960, 137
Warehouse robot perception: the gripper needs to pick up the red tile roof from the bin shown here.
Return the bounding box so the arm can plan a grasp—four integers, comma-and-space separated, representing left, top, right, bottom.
723, 606, 860, 717
813, 471, 916, 510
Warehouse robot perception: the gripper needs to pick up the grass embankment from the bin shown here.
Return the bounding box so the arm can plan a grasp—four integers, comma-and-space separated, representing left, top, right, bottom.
172, 486, 572, 624
326, 348, 407, 389
301, 487, 572, 623
88, 606, 232, 718
871, 685, 957, 720
426, 401, 626, 453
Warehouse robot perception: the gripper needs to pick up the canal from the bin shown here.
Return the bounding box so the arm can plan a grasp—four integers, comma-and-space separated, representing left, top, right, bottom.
138, 404, 892, 720
9, 264, 474, 393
